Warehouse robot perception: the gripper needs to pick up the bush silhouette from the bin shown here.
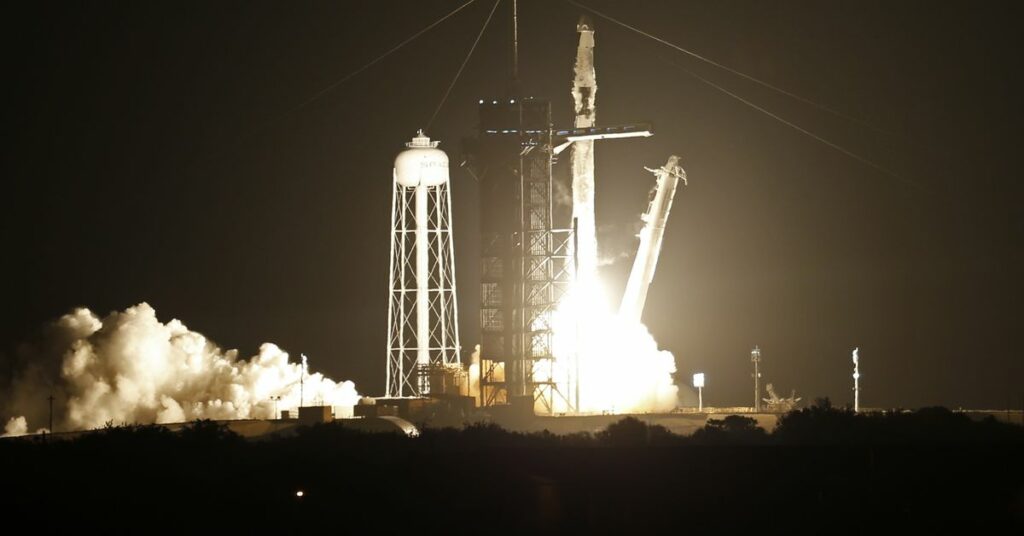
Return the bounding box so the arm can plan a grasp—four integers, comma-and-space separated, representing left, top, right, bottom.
597, 416, 674, 446
180, 419, 241, 445
691, 415, 768, 444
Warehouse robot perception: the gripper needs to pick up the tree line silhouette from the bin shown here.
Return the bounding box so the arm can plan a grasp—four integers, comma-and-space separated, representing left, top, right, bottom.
2, 401, 1021, 531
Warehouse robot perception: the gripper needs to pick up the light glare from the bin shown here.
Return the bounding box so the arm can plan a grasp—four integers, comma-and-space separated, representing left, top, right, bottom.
548, 277, 679, 414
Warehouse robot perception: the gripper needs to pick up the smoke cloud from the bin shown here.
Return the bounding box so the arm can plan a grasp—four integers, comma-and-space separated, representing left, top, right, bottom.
596, 223, 642, 267
2, 416, 27, 437
553, 177, 573, 209
1, 303, 360, 433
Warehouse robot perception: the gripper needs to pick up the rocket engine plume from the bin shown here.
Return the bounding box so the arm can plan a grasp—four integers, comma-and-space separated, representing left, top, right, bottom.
544, 18, 681, 415
1, 303, 360, 434
550, 281, 679, 414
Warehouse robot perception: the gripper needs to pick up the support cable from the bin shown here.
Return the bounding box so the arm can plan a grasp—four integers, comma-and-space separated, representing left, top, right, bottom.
663, 55, 919, 188
427, 0, 502, 130
564, 0, 918, 187
565, 0, 909, 143
290, 0, 478, 116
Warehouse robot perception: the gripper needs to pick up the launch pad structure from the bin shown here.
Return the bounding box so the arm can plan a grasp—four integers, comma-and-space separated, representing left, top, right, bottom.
464, 15, 655, 415
382, 7, 666, 417
465, 97, 575, 414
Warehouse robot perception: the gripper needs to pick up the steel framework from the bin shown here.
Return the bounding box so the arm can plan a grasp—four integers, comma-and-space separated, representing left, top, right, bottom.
386, 139, 461, 397
470, 98, 574, 414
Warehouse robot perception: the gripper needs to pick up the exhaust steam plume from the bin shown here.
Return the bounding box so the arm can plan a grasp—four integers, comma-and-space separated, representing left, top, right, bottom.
1, 303, 360, 433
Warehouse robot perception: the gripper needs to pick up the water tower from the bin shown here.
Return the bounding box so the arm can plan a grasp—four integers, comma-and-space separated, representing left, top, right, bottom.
386, 130, 461, 397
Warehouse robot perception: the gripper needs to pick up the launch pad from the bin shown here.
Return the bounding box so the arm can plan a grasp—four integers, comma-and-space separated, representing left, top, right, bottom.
381, 8, 685, 419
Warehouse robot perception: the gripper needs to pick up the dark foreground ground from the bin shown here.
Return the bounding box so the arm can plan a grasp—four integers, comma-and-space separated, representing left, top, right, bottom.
3, 406, 1023, 533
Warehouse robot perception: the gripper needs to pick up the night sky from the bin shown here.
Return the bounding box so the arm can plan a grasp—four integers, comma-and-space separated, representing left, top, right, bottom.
5, 1, 1022, 409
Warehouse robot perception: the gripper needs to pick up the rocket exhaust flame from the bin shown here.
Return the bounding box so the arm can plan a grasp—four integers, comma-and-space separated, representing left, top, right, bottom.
547, 18, 680, 415
550, 279, 679, 414
0, 303, 360, 434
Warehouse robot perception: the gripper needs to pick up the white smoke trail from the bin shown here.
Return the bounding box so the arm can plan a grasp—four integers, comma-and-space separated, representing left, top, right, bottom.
1, 303, 360, 432
596, 250, 631, 268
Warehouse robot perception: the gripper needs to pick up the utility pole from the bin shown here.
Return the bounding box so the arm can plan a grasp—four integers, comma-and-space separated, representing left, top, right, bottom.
300, 353, 307, 408
511, 0, 518, 81
693, 373, 705, 412
271, 396, 281, 420
852, 347, 860, 413
47, 394, 54, 435
751, 346, 762, 412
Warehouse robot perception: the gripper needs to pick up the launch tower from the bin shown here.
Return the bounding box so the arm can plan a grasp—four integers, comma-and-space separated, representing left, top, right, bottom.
465, 13, 653, 415
465, 97, 574, 413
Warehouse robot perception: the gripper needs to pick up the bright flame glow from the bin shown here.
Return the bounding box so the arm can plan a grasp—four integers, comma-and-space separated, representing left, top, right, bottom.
557, 21, 678, 414
548, 277, 678, 414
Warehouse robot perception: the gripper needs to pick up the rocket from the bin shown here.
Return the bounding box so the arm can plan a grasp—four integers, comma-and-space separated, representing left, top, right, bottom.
619, 156, 687, 324
572, 16, 596, 124
571, 16, 599, 283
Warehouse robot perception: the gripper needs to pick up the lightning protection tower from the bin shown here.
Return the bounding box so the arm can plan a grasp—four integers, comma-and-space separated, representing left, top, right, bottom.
386, 130, 462, 397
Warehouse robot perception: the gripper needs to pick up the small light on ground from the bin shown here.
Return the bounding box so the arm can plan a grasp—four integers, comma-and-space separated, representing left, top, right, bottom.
296, 490, 305, 498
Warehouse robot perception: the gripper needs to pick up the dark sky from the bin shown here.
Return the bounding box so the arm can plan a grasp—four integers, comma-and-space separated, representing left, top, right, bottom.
4, 1, 1022, 409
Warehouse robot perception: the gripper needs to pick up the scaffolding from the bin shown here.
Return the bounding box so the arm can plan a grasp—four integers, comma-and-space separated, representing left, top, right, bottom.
468, 98, 573, 414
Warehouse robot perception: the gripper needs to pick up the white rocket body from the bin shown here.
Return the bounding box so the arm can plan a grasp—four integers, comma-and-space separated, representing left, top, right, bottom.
571, 17, 598, 285
620, 156, 686, 324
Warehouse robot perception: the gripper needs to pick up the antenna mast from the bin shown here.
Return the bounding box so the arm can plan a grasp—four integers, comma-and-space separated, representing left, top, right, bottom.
512, 0, 519, 80
300, 353, 307, 407
852, 348, 860, 413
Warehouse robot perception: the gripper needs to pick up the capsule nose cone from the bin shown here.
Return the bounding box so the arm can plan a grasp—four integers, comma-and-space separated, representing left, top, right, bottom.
577, 15, 594, 33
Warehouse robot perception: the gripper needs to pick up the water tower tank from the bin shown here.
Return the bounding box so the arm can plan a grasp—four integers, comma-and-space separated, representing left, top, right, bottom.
386, 130, 462, 399
394, 130, 448, 187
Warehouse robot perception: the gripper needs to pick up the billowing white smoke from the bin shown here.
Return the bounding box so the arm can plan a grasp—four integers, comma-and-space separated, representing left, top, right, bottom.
2, 303, 359, 433
3, 416, 28, 437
